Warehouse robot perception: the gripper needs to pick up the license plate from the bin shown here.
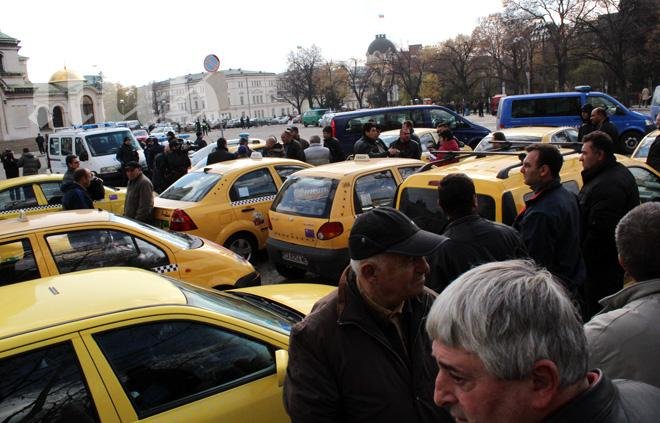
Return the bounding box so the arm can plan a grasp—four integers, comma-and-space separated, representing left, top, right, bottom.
282, 251, 308, 266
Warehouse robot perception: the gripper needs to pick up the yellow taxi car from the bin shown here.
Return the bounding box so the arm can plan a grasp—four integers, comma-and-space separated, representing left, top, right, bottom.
631, 129, 659, 163
379, 127, 472, 162
395, 149, 660, 232
0, 173, 125, 220
0, 209, 260, 289
0, 268, 334, 422
473, 126, 579, 152
267, 156, 424, 282
153, 156, 312, 260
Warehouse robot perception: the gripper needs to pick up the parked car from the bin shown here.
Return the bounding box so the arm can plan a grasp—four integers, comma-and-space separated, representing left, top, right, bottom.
330, 105, 490, 157
318, 112, 336, 128
379, 127, 472, 162
0, 209, 260, 289
149, 126, 191, 144
153, 157, 313, 260
302, 109, 328, 127
631, 129, 660, 163
496, 86, 656, 153
473, 126, 579, 152
0, 268, 334, 422
189, 136, 267, 168
132, 128, 149, 145
0, 174, 125, 220
267, 156, 424, 282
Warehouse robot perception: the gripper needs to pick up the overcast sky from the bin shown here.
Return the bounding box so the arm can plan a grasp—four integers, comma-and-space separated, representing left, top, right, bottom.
2, 0, 503, 87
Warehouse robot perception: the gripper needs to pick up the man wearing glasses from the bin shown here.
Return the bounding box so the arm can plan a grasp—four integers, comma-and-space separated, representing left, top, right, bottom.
62, 154, 80, 184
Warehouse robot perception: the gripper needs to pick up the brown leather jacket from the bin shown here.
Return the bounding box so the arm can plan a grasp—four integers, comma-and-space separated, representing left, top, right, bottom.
283, 267, 451, 423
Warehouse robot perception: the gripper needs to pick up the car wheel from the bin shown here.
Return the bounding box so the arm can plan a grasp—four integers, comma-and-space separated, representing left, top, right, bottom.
619, 131, 642, 155
224, 233, 257, 261
275, 263, 307, 279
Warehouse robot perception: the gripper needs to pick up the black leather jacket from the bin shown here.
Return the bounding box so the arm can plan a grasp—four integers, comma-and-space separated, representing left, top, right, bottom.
354, 136, 389, 158
545, 370, 660, 422
428, 214, 527, 292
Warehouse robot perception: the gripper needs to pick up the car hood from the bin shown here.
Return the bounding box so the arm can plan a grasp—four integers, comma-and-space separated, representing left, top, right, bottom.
230, 283, 335, 315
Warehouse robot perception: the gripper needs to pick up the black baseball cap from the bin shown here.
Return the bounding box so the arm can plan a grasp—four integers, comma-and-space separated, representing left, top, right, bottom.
348, 207, 446, 260
125, 161, 141, 169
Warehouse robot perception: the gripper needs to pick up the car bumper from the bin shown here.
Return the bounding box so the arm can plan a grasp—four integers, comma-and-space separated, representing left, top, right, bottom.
267, 238, 349, 278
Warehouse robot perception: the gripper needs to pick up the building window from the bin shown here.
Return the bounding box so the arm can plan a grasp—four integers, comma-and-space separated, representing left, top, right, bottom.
240, 96, 244, 105
194, 100, 198, 110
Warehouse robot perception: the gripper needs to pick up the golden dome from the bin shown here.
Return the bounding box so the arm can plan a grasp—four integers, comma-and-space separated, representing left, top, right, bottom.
49, 67, 85, 84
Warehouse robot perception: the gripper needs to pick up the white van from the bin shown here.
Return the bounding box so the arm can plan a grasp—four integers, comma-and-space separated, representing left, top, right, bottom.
47, 123, 146, 185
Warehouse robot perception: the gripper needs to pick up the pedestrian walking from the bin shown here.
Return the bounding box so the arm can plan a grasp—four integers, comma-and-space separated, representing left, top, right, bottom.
585, 202, 660, 389
1, 149, 19, 179
35, 133, 45, 155
579, 131, 639, 319
426, 259, 660, 422
284, 207, 452, 423
123, 161, 154, 223
17, 148, 41, 176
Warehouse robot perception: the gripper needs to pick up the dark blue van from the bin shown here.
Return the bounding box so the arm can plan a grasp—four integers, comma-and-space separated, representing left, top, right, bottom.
330, 105, 490, 156
496, 86, 656, 153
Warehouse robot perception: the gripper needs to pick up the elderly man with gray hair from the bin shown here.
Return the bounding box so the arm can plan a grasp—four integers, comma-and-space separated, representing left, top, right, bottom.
426, 259, 660, 422
585, 202, 660, 388
303, 135, 330, 165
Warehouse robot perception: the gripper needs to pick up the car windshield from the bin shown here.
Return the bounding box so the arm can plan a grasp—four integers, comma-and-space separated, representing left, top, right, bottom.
159, 171, 221, 202
271, 176, 338, 218
176, 281, 302, 334
474, 135, 542, 152
110, 214, 202, 249
632, 133, 657, 159
85, 130, 140, 156
380, 134, 398, 147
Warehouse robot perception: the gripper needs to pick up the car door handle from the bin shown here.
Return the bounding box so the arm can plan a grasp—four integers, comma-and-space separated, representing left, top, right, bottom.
241, 207, 255, 212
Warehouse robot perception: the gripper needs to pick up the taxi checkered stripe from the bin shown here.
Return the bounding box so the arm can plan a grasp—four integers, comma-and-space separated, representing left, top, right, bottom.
0, 204, 61, 215
231, 195, 276, 207
152, 263, 178, 274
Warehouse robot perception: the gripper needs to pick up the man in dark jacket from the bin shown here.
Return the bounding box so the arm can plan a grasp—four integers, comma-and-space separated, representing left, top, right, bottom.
191, 131, 207, 151
284, 208, 452, 423
646, 113, 660, 172
17, 148, 41, 176
163, 139, 191, 186
144, 137, 163, 176
353, 122, 391, 157
427, 259, 660, 423
35, 133, 45, 155
322, 125, 345, 162
116, 136, 139, 168
579, 131, 639, 319
1, 149, 19, 179
281, 130, 304, 161
263, 135, 285, 158
62, 168, 94, 210
123, 161, 154, 223
513, 144, 585, 295
389, 127, 422, 159
578, 103, 597, 142
590, 107, 621, 152
207, 137, 236, 164
428, 173, 527, 292
289, 126, 309, 150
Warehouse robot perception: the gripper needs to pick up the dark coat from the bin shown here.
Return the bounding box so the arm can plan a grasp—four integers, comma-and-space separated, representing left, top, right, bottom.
124, 173, 154, 223
207, 148, 237, 165
597, 119, 620, 152
647, 135, 660, 173
513, 179, 586, 291
579, 157, 639, 317
1, 151, 19, 178
163, 150, 191, 186
323, 136, 345, 162
61, 182, 93, 210
115, 143, 138, 166
390, 138, 422, 159
428, 214, 528, 292
152, 152, 168, 193
145, 143, 164, 170
17, 152, 41, 176
284, 268, 451, 423
578, 122, 598, 143
284, 139, 304, 161
353, 136, 389, 157
545, 370, 660, 422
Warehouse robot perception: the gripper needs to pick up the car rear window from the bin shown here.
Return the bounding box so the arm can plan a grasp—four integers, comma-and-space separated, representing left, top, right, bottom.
110, 214, 203, 249
159, 172, 221, 202
474, 135, 542, 152
398, 187, 448, 235
271, 176, 338, 218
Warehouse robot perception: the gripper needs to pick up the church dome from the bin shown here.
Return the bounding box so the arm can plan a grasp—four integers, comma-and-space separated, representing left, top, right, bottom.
49, 67, 85, 84
367, 34, 396, 56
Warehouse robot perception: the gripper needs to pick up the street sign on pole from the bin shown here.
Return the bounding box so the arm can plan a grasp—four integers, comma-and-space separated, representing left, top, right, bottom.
204, 54, 220, 73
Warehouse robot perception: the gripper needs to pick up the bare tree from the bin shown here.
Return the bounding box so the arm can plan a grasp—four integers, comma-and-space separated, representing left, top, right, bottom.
389, 46, 428, 102
342, 58, 372, 109
505, 0, 595, 90
313, 61, 349, 110
367, 59, 397, 107
278, 69, 306, 114
287, 45, 324, 109
435, 35, 481, 100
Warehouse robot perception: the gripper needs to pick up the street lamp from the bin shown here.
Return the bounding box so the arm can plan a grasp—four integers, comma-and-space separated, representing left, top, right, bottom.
119, 99, 125, 117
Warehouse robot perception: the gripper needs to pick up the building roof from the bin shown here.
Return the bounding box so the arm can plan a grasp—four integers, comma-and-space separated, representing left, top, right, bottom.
49, 67, 86, 84
367, 34, 396, 56
223, 68, 276, 77
0, 31, 19, 45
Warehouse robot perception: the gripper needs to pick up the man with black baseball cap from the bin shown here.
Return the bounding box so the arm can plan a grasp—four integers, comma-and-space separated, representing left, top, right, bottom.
284, 207, 451, 423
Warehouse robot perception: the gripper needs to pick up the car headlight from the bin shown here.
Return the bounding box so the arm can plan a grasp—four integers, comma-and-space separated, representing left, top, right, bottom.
101, 166, 119, 174
645, 119, 653, 126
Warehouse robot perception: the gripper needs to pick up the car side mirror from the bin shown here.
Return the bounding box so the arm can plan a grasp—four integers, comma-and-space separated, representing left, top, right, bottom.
79, 151, 89, 161
275, 349, 289, 387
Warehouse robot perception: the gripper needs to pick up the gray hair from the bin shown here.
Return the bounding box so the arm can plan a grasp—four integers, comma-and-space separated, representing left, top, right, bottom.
426, 260, 587, 387
616, 203, 660, 281
350, 255, 384, 273
309, 135, 321, 144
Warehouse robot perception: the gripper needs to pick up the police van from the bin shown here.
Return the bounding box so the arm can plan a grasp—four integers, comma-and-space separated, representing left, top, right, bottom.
47, 123, 146, 185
